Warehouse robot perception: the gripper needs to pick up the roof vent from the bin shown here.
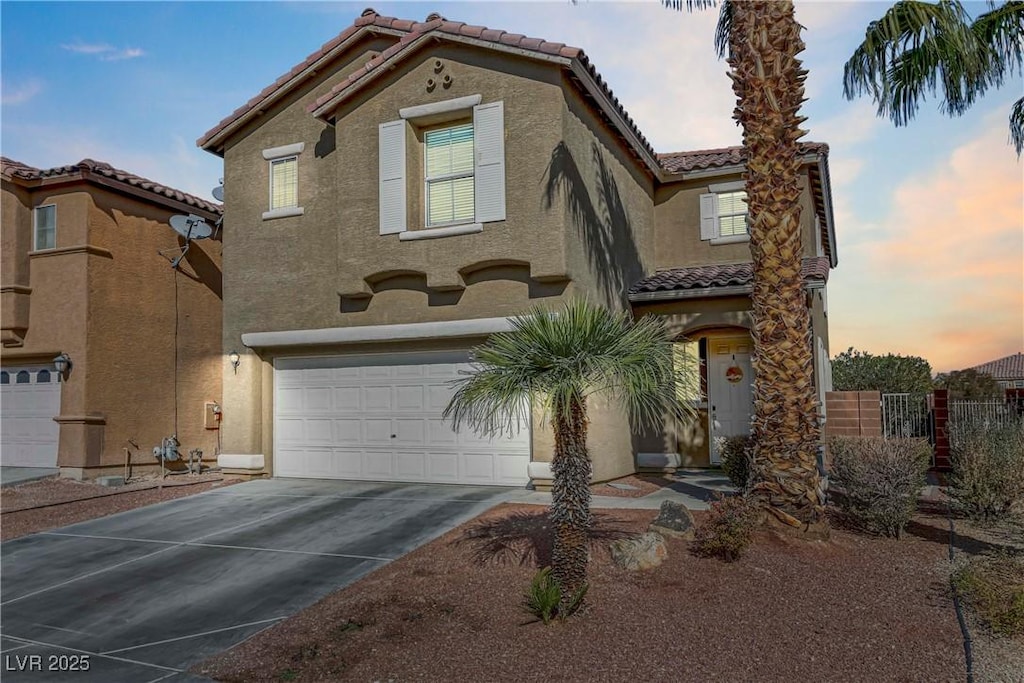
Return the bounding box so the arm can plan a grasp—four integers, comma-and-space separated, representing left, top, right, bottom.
425, 12, 445, 21
361, 7, 377, 17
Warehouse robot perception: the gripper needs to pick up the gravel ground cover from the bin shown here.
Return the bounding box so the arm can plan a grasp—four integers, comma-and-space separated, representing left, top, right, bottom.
0, 474, 240, 540
197, 503, 969, 683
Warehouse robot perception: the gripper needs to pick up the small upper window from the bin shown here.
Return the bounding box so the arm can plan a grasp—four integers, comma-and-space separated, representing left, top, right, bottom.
270, 156, 298, 210
34, 205, 56, 250
15, 371, 30, 384
425, 123, 475, 227
716, 191, 749, 238
0, 371, 8, 385
37, 369, 51, 383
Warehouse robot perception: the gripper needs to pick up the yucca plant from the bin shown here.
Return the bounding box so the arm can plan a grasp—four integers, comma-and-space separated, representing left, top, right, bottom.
444, 299, 697, 613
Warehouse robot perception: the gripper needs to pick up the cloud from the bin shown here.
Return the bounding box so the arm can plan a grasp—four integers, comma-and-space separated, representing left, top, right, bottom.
1, 79, 43, 106
62, 42, 145, 61
829, 111, 1024, 371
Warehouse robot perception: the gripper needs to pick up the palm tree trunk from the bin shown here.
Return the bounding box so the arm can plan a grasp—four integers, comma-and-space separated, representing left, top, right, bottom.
550, 396, 592, 609
728, 0, 828, 536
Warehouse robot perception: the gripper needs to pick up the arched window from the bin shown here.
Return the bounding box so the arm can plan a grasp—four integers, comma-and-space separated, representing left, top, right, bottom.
37, 369, 51, 383
16, 371, 30, 384
0, 372, 8, 385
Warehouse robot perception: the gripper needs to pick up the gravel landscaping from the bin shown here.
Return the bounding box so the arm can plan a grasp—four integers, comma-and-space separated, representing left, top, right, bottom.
0, 474, 241, 540
196, 503, 973, 683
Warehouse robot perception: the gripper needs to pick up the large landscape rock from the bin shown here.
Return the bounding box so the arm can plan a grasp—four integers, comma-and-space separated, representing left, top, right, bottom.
609, 532, 668, 571
648, 500, 695, 540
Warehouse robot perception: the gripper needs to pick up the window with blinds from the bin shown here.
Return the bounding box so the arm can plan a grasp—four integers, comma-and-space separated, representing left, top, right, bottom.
270, 156, 298, 210
34, 205, 56, 250
425, 123, 474, 226
717, 190, 748, 237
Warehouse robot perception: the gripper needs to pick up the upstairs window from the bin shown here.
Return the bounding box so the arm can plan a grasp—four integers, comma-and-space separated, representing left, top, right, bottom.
261, 142, 305, 220
270, 157, 298, 210
425, 123, 475, 227
700, 182, 749, 243
34, 204, 56, 251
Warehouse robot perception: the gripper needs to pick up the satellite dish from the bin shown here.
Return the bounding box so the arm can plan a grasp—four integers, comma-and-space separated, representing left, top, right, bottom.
212, 185, 224, 202
169, 214, 213, 240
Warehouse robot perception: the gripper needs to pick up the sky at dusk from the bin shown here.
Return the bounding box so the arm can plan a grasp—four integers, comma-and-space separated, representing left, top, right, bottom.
2, 1, 1021, 373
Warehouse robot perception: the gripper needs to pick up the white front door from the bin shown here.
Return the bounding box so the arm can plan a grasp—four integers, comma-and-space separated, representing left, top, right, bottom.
1, 366, 62, 468
274, 351, 531, 486
708, 338, 753, 464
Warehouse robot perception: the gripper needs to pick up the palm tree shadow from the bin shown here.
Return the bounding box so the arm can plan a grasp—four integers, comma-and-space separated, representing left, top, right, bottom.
452, 510, 635, 567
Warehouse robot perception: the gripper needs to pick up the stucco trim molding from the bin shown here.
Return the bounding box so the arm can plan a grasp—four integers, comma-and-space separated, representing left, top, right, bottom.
29, 245, 114, 259
0, 284, 32, 295
398, 223, 482, 241
399, 95, 482, 121
262, 142, 305, 160
54, 414, 107, 425
261, 206, 305, 221
242, 316, 520, 349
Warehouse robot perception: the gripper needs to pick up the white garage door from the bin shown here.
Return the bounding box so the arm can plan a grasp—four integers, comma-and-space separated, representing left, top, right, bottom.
274, 351, 530, 486
1, 366, 61, 468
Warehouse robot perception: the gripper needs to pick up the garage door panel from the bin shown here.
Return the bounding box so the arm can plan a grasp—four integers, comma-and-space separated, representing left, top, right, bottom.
277, 387, 304, 412
306, 387, 332, 412
1, 367, 61, 468
274, 353, 529, 486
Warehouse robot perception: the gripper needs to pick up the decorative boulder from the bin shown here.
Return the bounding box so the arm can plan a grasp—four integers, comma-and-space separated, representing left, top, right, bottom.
648, 500, 696, 540
609, 532, 668, 571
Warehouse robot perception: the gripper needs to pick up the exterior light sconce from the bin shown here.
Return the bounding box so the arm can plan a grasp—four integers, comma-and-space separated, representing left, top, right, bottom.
53, 352, 71, 377
229, 350, 240, 375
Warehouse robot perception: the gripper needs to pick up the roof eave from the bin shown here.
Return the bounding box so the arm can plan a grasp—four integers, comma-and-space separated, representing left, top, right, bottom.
198, 25, 391, 155
629, 278, 825, 303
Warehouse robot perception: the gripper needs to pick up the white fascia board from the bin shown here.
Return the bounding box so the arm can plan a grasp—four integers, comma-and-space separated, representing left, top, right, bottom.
818, 157, 839, 268
242, 316, 519, 348
400, 95, 482, 120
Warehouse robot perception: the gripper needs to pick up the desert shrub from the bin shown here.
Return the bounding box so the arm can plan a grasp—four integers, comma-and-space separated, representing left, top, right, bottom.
691, 493, 759, 562
947, 417, 1024, 522
718, 435, 754, 491
522, 567, 587, 624
828, 436, 930, 538
952, 551, 1024, 637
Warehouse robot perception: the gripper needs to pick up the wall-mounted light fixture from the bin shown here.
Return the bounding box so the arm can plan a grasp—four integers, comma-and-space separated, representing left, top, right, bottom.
229, 350, 240, 375
53, 352, 71, 377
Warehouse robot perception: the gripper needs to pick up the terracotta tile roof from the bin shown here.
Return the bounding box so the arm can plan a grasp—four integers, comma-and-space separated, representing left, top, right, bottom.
970, 352, 1024, 380
199, 9, 657, 169
658, 142, 830, 174
1, 157, 221, 215
306, 12, 656, 163
630, 257, 831, 296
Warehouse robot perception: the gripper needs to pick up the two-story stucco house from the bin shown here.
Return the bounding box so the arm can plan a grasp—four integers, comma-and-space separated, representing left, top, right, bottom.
198, 10, 837, 487
1, 158, 223, 479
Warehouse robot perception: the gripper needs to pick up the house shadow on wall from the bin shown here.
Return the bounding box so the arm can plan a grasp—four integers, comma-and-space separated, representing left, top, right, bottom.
542, 141, 644, 306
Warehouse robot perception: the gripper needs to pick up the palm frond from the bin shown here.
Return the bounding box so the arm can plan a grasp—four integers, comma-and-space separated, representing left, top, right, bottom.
444, 300, 698, 439
1010, 95, 1024, 154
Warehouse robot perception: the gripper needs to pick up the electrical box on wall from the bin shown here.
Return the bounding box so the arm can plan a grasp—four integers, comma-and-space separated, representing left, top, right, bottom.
204, 402, 221, 430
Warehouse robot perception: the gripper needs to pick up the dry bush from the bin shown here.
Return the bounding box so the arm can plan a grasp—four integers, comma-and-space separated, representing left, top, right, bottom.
948, 418, 1024, 522
952, 551, 1024, 637
718, 435, 754, 491
691, 493, 759, 562
829, 436, 931, 538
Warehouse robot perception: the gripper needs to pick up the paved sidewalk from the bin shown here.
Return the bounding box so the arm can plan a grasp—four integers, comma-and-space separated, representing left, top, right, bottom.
507, 469, 735, 511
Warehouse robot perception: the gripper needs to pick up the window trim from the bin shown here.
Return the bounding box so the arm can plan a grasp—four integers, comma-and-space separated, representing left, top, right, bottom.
422, 120, 476, 229
705, 181, 749, 244
262, 142, 305, 221
33, 204, 57, 251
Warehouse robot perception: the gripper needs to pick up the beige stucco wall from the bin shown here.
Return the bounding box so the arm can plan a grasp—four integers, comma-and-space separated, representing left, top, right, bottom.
217, 39, 655, 481
0, 180, 222, 476
653, 168, 820, 270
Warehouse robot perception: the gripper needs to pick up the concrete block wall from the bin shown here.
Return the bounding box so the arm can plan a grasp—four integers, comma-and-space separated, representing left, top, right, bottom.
824, 391, 882, 438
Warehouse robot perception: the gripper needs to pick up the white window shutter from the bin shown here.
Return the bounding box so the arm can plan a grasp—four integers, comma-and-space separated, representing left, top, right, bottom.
378, 120, 406, 235
699, 193, 718, 240
473, 101, 506, 223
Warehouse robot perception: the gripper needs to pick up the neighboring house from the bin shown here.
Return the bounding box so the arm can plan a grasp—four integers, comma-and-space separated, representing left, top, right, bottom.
197, 9, 837, 486
970, 352, 1024, 389
1, 158, 223, 478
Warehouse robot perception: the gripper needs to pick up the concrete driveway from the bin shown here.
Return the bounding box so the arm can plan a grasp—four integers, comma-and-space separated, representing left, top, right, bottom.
0, 479, 512, 682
